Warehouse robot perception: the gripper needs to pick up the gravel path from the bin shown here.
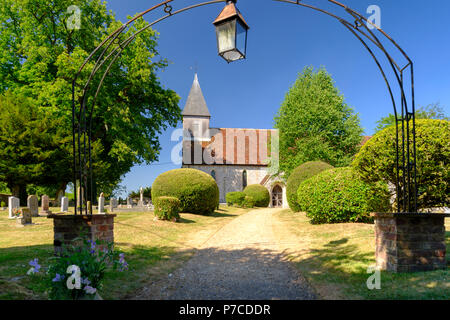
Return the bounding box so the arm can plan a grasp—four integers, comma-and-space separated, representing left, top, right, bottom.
135, 208, 316, 300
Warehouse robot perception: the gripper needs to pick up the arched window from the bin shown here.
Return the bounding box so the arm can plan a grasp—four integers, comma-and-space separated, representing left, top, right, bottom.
242, 170, 247, 189
211, 170, 216, 181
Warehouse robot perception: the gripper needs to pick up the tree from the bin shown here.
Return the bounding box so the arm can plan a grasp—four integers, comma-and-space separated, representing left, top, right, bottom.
0, 0, 180, 198
353, 119, 450, 210
0, 92, 71, 203
274, 67, 363, 177
375, 103, 449, 132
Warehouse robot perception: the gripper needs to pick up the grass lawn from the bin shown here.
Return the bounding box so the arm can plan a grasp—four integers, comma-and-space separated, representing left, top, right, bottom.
275, 209, 450, 300
0, 205, 250, 300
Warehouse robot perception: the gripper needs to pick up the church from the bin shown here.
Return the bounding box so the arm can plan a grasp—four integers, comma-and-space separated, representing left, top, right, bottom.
181, 74, 288, 208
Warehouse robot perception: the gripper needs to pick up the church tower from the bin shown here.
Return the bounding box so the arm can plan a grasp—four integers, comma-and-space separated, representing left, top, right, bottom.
182, 73, 211, 141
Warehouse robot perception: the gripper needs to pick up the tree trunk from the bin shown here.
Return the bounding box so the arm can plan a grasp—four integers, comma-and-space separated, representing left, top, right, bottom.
10, 184, 27, 206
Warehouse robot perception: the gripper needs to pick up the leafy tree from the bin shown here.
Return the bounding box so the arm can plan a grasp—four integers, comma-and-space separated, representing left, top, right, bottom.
274, 67, 363, 177
129, 187, 151, 200
375, 103, 449, 132
353, 119, 450, 210
0, 0, 180, 198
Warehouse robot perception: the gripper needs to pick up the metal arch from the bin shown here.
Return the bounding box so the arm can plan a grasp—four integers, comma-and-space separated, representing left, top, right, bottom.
72, 0, 417, 215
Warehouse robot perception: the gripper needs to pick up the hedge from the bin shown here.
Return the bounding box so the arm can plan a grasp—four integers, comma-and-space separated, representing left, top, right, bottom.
152, 169, 219, 215
226, 192, 246, 207
297, 167, 390, 224
154, 196, 181, 221
243, 185, 270, 207
353, 119, 450, 210
243, 196, 255, 208
286, 161, 334, 212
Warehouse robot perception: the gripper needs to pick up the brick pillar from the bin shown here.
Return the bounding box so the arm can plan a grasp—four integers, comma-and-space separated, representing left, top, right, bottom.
48, 214, 116, 255
372, 213, 449, 273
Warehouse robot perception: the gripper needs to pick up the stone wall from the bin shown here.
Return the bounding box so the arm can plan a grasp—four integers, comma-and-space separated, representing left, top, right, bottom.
183, 164, 268, 203
49, 214, 116, 255
373, 213, 448, 272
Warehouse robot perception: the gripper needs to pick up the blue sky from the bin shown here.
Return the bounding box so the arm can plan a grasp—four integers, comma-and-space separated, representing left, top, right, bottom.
104, 0, 450, 197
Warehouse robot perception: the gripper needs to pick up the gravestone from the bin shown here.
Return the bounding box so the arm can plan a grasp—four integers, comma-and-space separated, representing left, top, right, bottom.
138, 187, 144, 207
17, 208, 32, 226
98, 193, 105, 214
27, 195, 39, 217
40, 195, 52, 216
76, 187, 84, 210
127, 197, 132, 209
8, 196, 20, 219
110, 198, 118, 208
61, 196, 69, 213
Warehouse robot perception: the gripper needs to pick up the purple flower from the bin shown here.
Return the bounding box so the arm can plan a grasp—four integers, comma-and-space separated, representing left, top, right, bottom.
118, 253, 128, 271
84, 285, 97, 295
52, 273, 64, 282
28, 258, 41, 273
81, 277, 91, 286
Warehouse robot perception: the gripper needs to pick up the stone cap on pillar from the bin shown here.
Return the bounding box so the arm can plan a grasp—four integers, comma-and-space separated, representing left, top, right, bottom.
371, 212, 450, 218
47, 213, 117, 219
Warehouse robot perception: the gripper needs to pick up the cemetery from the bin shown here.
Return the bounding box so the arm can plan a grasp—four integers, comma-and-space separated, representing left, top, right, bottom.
0, 0, 449, 303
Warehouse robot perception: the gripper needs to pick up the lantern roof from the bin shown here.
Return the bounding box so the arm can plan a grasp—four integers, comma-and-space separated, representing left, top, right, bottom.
213, 1, 249, 29
182, 73, 211, 118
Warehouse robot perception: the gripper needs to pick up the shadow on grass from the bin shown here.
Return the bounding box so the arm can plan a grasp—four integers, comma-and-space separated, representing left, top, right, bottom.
291, 235, 450, 300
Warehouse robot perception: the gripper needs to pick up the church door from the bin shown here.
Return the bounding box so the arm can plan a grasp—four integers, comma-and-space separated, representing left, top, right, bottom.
272, 185, 283, 208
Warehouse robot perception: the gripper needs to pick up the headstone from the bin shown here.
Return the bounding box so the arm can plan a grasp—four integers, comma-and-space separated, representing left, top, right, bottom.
8, 196, 20, 219
76, 187, 84, 210
17, 208, 32, 226
56, 190, 64, 207
109, 198, 118, 208
40, 195, 52, 216
98, 193, 105, 214
138, 187, 144, 207
127, 197, 132, 209
27, 195, 39, 217
61, 196, 69, 213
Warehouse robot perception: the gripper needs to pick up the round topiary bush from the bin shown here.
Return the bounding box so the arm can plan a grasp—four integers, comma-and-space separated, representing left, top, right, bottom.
152, 168, 219, 215
154, 196, 181, 221
297, 167, 390, 224
242, 196, 255, 208
226, 191, 246, 207
286, 161, 334, 212
353, 119, 450, 210
243, 185, 270, 207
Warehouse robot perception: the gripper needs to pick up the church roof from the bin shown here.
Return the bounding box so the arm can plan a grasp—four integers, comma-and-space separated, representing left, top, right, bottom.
182, 74, 211, 118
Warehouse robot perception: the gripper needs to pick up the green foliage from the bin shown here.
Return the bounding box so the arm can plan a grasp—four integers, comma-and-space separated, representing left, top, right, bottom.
42, 238, 127, 300
242, 196, 255, 209
0, 0, 181, 196
375, 103, 449, 132
0, 201, 5, 207
0, 182, 10, 194
152, 169, 219, 215
297, 168, 390, 224
286, 161, 334, 212
243, 185, 270, 208
353, 119, 450, 210
154, 196, 181, 221
226, 191, 246, 207
274, 66, 363, 177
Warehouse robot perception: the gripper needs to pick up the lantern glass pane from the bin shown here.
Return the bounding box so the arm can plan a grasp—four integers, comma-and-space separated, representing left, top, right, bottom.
236, 20, 247, 56
216, 20, 236, 54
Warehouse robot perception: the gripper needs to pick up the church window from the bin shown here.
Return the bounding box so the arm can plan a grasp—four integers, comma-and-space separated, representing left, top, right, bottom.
242, 170, 247, 189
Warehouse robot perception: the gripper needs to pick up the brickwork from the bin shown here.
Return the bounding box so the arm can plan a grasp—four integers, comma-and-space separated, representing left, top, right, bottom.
48, 214, 116, 255
372, 213, 449, 272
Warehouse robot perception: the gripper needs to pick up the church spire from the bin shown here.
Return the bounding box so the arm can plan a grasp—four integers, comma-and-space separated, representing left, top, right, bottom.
182, 73, 211, 118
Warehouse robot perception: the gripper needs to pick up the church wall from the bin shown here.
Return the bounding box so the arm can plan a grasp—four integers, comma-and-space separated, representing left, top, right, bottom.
182, 165, 269, 203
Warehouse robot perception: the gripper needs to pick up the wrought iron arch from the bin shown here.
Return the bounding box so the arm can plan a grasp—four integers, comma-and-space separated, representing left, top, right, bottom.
73, 0, 417, 214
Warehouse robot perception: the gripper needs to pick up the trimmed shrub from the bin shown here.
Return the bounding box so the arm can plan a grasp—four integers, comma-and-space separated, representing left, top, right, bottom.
154, 196, 181, 221
353, 119, 450, 209
152, 169, 219, 215
243, 185, 270, 207
226, 192, 246, 207
286, 161, 334, 212
297, 167, 390, 224
0, 201, 5, 207
242, 196, 255, 208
